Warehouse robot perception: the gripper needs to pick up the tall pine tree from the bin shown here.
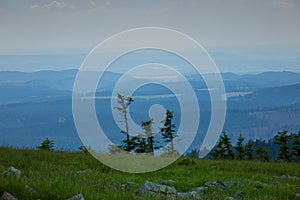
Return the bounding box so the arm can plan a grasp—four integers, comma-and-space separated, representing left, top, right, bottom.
254, 146, 270, 162
245, 140, 254, 160
273, 130, 292, 162
291, 133, 300, 161
210, 132, 234, 159
235, 134, 245, 160
161, 110, 176, 155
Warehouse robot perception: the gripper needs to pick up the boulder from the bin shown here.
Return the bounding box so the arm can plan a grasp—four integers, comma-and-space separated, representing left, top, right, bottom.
177, 187, 207, 200
178, 191, 200, 200
76, 169, 92, 175
287, 175, 300, 181
0, 192, 16, 200
224, 181, 242, 187
122, 181, 138, 191
2, 167, 21, 177
24, 185, 35, 193
190, 186, 208, 193
66, 193, 84, 200
235, 190, 244, 198
248, 180, 271, 188
225, 197, 235, 200
204, 180, 228, 191
296, 193, 300, 199
274, 175, 287, 180
106, 179, 122, 191
274, 175, 300, 181
136, 181, 177, 199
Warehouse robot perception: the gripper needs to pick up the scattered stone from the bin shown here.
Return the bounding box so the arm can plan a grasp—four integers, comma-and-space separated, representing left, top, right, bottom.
190, 187, 208, 193
248, 180, 271, 188
224, 181, 242, 187
274, 175, 287, 180
122, 181, 138, 191
225, 197, 235, 200
24, 185, 35, 193
204, 180, 228, 191
296, 193, 300, 199
66, 193, 85, 200
106, 180, 122, 191
177, 187, 208, 200
2, 167, 21, 177
287, 175, 300, 181
162, 180, 176, 186
0, 192, 16, 200
235, 190, 244, 198
76, 169, 92, 175
178, 191, 200, 200
274, 175, 300, 181
136, 180, 177, 199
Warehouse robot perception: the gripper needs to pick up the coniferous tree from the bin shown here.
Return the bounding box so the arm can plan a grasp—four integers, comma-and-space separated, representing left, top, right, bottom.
161, 110, 176, 155
235, 134, 245, 160
37, 138, 54, 151
273, 130, 292, 162
210, 138, 224, 159
210, 132, 234, 159
132, 134, 148, 153
114, 93, 133, 151
254, 146, 270, 162
115, 93, 133, 141
291, 133, 300, 161
140, 119, 160, 155
221, 132, 235, 159
245, 140, 254, 160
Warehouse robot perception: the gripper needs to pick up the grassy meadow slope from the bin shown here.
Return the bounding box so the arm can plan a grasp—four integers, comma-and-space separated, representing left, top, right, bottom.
0, 147, 299, 199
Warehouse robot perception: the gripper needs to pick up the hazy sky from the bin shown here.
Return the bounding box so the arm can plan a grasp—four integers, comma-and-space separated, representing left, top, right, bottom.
1, 0, 300, 52
0, 0, 299, 72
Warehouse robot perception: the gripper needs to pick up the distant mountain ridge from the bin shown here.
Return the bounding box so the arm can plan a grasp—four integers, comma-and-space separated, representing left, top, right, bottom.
0, 69, 300, 106
0, 70, 299, 150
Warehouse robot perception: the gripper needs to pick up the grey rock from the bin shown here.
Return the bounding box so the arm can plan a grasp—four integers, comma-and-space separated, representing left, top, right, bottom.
274, 175, 287, 180
136, 181, 177, 199
235, 190, 244, 198
224, 181, 242, 187
76, 169, 92, 175
24, 185, 35, 193
178, 191, 200, 200
0, 192, 16, 200
177, 187, 207, 200
66, 193, 85, 200
248, 180, 271, 188
273, 175, 300, 181
106, 179, 122, 191
122, 181, 138, 191
287, 175, 300, 181
204, 180, 228, 191
225, 197, 235, 200
191, 186, 208, 193
2, 167, 21, 177
296, 193, 300, 199
162, 180, 176, 186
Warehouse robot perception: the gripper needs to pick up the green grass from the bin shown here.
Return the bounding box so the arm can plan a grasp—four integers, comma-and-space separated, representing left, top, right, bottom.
0, 147, 299, 199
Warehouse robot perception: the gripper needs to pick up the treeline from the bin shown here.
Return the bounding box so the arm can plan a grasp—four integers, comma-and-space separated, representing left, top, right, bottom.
36, 93, 300, 162
192, 130, 300, 162
113, 93, 300, 161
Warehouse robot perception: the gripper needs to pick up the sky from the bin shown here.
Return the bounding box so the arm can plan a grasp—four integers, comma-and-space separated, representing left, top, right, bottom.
0, 0, 300, 72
